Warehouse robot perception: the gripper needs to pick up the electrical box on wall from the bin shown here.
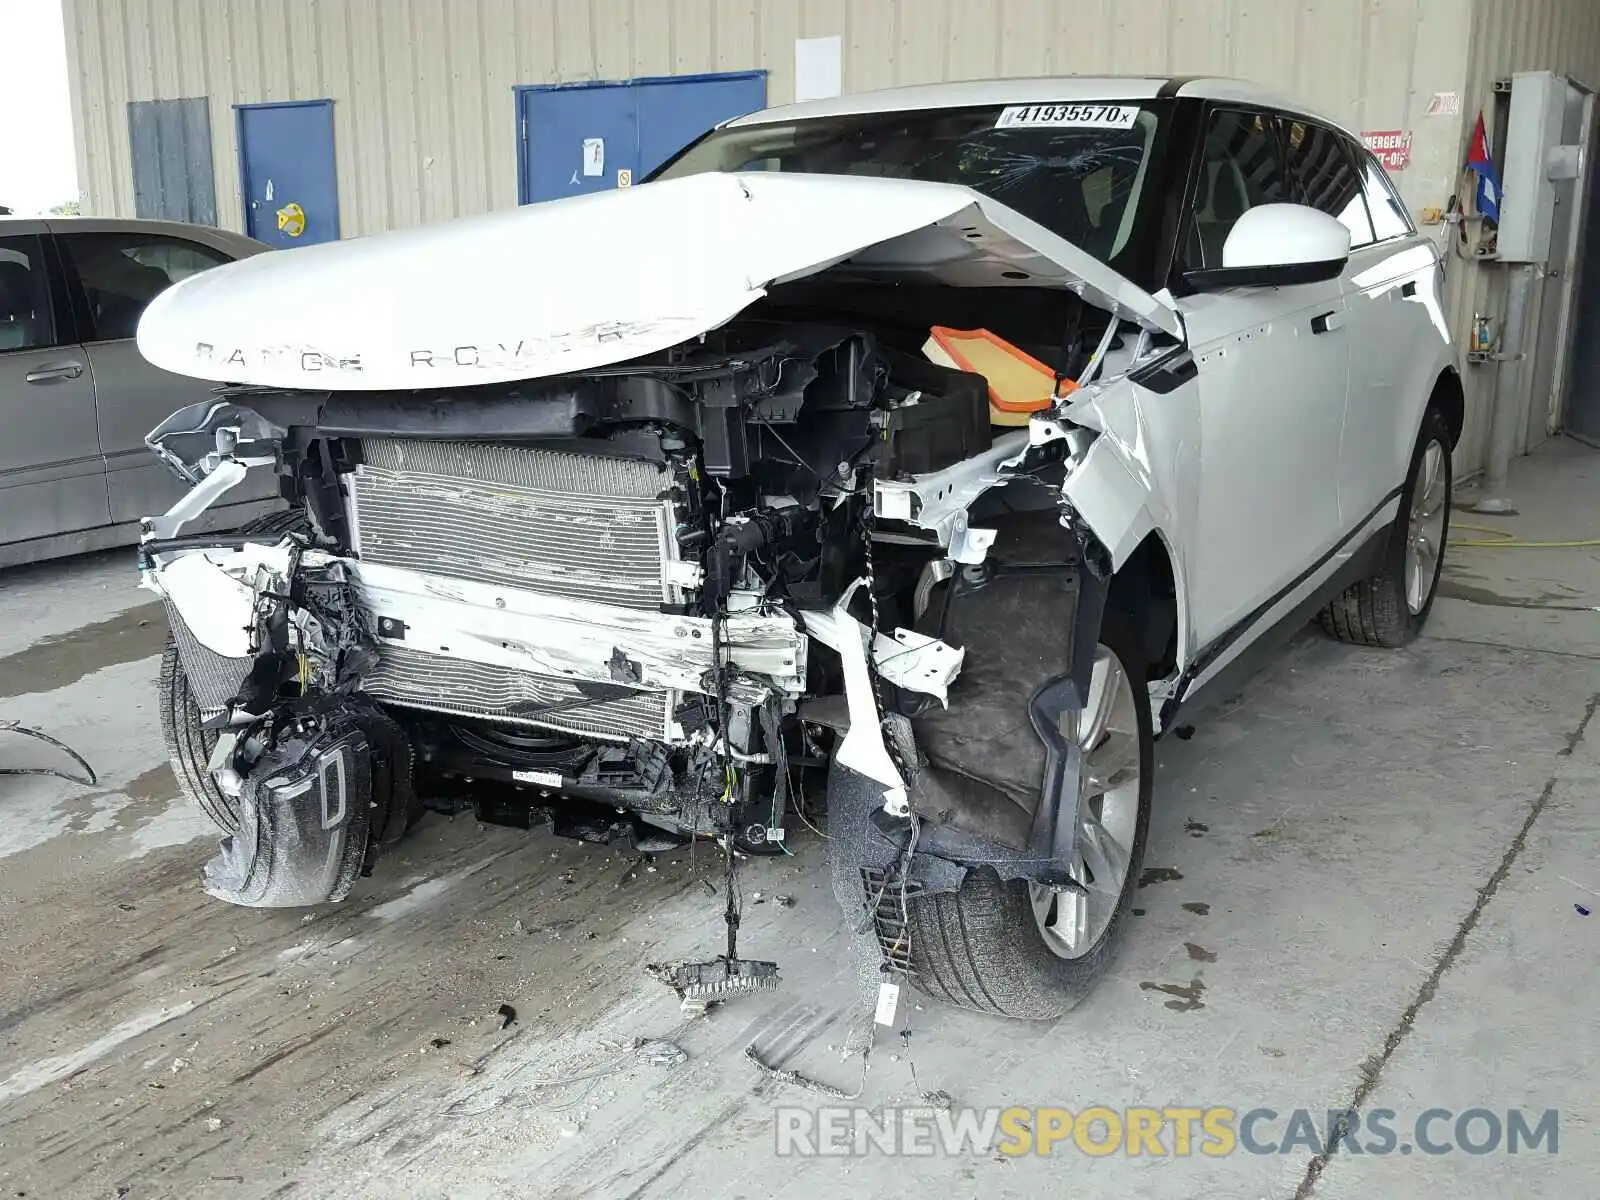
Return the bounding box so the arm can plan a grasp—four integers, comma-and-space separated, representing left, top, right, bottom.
1497, 71, 1585, 263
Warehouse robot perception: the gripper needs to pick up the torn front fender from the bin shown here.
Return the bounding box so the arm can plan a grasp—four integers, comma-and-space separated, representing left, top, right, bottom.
1017, 370, 1196, 673
1020, 374, 1186, 575
149, 540, 297, 658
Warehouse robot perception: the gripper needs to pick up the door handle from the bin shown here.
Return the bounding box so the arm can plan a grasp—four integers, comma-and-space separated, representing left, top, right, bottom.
24, 362, 84, 383
1310, 311, 1344, 335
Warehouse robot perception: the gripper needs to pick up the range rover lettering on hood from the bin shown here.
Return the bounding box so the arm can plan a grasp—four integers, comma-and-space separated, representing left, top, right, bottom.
137, 172, 1183, 391
194, 344, 365, 373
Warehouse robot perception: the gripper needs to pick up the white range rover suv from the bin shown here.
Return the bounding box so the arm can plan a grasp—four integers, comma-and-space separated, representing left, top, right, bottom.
136, 76, 1457, 1019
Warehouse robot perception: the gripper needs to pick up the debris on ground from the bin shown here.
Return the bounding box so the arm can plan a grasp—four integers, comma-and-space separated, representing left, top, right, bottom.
1578, 904, 1592, 917
744, 1041, 868, 1100
774, 894, 795, 907
636, 1039, 688, 1067
647, 958, 780, 1014
497, 1004, 518, 1029
0, 719, 97, 785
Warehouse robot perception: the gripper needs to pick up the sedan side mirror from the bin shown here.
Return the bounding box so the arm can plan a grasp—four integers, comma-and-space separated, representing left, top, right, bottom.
1185, 203, 1352, 291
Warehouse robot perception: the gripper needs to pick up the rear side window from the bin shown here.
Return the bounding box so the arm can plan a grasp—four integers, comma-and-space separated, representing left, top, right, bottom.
1185, 109, 1291, 269
0, 235, 57, 352
1357, 154, 1414, 241
58, 232, 233, 342
1283, 120, 1374, 248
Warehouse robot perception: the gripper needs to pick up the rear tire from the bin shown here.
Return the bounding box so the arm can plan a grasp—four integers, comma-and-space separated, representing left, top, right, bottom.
899, 611, 1154, 1020
159, 508, 307, 834
1319, 407, 1452, 648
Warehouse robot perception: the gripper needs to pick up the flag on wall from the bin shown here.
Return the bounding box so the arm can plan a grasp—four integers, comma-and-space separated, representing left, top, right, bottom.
1467, 112, 1502, 225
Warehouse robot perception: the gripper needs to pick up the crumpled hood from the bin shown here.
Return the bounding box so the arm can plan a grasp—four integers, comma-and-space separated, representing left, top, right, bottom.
136, 172, 1182, 391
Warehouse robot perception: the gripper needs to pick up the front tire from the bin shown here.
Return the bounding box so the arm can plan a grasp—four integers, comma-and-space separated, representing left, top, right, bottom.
1319, 406, 1452, 648
899, 612, 1154, 1020
159, 508, 307, 834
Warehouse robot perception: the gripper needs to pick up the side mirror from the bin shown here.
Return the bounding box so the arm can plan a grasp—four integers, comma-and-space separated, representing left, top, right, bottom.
1185, 203, 1351, 291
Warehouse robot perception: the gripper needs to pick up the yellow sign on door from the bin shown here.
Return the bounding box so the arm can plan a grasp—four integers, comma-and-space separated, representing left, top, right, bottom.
276, 202, 307, 237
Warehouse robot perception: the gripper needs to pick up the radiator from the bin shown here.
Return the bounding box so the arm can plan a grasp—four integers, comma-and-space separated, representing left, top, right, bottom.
348, 439, 679, 610
164, 598, 251, 718
346, 438, 689, 742
363, 644, 674, 743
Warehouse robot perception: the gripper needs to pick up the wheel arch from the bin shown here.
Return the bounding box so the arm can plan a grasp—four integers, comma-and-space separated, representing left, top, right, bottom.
1432, 366, 1465, 449
1106, 530, 1183, 684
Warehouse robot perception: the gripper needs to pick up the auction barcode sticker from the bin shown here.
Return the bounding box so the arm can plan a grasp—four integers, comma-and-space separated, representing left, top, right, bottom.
996, 103, 1140, 130
874, 981, 901, 1026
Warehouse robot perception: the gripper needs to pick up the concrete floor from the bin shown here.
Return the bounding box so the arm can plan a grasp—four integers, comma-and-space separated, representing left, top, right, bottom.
0, 438, 1596, 1200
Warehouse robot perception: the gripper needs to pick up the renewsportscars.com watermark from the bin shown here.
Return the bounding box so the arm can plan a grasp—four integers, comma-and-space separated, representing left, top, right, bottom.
775, 1106, 1560, 1158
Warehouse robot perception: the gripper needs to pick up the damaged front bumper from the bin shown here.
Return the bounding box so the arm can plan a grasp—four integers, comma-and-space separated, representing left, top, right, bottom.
140, 423, 974, 906
143, 318, 1165, 913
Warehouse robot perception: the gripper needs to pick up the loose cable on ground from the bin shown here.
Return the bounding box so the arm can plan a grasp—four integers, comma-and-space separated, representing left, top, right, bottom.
745, 1037, 872, 1101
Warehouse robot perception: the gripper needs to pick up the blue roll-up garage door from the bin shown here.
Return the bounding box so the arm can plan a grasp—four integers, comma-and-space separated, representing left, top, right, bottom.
518, 71, 767, 205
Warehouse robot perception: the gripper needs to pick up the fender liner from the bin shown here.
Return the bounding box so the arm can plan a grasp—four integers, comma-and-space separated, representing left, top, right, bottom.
887, 510, 1109, 889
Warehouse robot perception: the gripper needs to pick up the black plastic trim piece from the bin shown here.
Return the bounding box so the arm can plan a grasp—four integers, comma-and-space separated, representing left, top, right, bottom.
1128, 347, 1199, 395
315, 374, 702, 442
1184, 257, 1346, 291
138, 532, 291, 567
1162, 524, 1389, 736
1156, 76, 1205, 98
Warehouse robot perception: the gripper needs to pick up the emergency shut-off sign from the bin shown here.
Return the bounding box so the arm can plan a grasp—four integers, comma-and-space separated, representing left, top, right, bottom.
1362, 130, 1413, 172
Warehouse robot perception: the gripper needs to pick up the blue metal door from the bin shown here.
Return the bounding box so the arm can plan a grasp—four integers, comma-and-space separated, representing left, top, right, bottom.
236, 100, 340, 246
518, 72, 767, 205
519, 84, 638, 204
634, 73, 767, 178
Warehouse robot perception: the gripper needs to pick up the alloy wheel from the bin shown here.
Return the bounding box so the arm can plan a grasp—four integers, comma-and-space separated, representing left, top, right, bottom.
1406, 440, 1449, 615
1028, 644, 1143, 959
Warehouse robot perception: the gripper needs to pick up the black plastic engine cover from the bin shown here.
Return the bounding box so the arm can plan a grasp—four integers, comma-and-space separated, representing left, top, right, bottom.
872, 348, 992, 478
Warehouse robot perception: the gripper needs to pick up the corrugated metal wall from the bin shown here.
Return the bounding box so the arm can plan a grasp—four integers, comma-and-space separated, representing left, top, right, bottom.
1464, 0, 1600, 125
1447, 0, 1600, 468
62, 0, 1476, 236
